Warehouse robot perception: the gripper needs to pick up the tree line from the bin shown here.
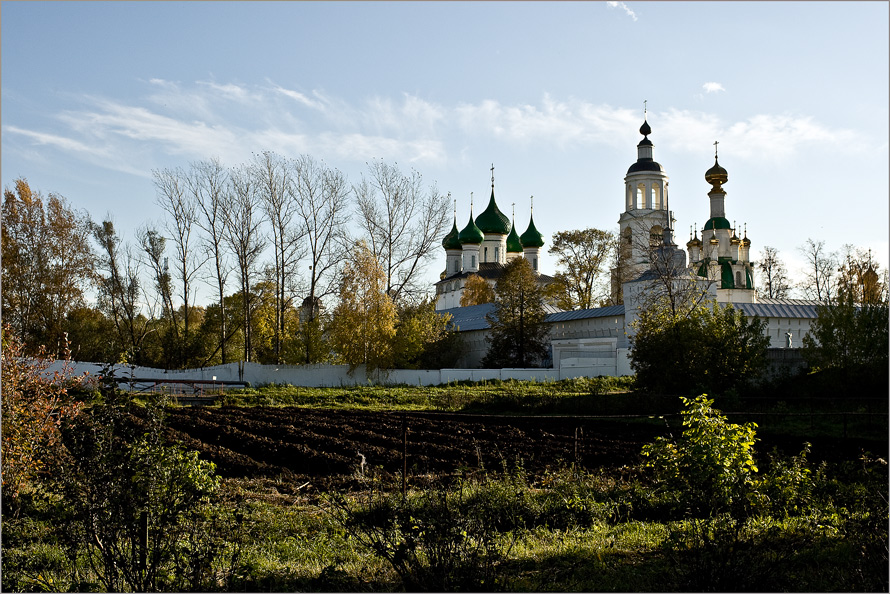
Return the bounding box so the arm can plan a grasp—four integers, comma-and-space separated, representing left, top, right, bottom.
2, 156, 455, 370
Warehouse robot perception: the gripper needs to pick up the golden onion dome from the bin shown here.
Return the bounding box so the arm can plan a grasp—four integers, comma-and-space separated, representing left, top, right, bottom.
705, 157, 728, 190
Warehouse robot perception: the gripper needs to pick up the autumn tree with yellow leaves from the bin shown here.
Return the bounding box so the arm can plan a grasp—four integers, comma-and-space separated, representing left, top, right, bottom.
330, 241, 398, 372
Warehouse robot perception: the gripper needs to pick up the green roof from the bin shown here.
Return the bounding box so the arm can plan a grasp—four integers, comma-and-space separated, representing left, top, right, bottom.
442, 218, 462, 250
506, 221, 523, 253
458, 213, 484, 244
703, 216, 732, 231
474, 189, 511, 235
520, 214, 545, 248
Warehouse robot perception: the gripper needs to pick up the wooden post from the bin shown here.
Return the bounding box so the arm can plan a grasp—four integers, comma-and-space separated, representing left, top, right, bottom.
574, 427, 579, 467
139, 511, 148, 586
402, 414, 407, 499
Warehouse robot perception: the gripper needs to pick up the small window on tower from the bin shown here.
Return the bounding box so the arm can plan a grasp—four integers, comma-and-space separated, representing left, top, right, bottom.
533, 257, 538, 271
471, 255, 476, 268
484, 247, 488, 262
495, 247, 499, 262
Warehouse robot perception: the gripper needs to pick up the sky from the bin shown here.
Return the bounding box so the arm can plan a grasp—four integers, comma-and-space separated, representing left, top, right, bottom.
3, 1, 888, 304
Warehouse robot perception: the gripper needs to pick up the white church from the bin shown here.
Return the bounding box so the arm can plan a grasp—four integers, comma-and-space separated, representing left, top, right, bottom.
435, 114, 821, 374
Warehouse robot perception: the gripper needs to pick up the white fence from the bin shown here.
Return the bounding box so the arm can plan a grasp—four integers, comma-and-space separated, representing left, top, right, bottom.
47, 360, 627, 388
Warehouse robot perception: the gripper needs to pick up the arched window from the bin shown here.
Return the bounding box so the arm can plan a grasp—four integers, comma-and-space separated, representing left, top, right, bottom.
649, 225, 663, 247
636, 184, 646, 209
533, 257, 538, 271
484, 247, 488, 262
494, 247, 500, 262
735, 271, 742, 287
652, 183, 662, 209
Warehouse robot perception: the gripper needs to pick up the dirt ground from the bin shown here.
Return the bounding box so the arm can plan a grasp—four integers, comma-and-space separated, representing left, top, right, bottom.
162, 406, 885, 488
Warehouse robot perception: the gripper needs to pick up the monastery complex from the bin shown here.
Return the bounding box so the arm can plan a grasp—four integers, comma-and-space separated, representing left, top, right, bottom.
435, 114, 821, 373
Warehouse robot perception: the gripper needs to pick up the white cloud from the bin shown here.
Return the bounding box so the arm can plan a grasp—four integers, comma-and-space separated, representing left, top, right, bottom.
606, 1, 638, 21
197, 81, 258, 104
659, 108, 860, 162
272, 84, 329, 112
7, 81, 865, 178
703, 82, 725, 93
4, 125, 110, 157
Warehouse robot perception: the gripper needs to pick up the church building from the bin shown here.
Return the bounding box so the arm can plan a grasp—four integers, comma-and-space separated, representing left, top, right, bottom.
437, 113, 821, 373
435, 166, 554, 310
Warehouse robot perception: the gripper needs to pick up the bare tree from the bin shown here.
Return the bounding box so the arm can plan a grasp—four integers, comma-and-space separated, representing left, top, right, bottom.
617, 223, 718, 333
756, 246, 792, 299
354, 160, 450, 303
188, 158, 232, 364
290, 155, 351, 363
153, 167, 205, 364
92, 220, 154, 364
253, 152, 304, 363
222, 165, 266, 362
798, 238, 837, 303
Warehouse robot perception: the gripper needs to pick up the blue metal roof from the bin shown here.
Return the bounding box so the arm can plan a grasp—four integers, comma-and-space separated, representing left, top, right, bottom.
439, 303, 496, 332
441, 298, 822, 333
735, 299, 821, 319
545, 304, 625, 322
440, 303, 625, 332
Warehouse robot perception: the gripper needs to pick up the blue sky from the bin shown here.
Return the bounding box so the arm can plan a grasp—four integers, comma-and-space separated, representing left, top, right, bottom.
3, 1, 888, 301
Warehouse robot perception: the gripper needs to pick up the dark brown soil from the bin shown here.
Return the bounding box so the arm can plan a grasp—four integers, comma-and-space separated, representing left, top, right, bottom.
162, 406, 887, 488
162, 407, 666, 482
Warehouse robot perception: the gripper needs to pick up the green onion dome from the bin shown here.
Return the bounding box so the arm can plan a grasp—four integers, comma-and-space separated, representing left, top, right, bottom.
506, 221, 523, 253
474, 190, 511, 235
442, 218, 462, 250
703, 216, 732, 231
458, 213, 484, 244
520, 214, 545, 248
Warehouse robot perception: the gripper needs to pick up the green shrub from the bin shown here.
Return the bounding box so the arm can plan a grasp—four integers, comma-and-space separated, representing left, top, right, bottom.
54, 390, 225, 592
328, 481, 512, 591
641, 395, 759, 518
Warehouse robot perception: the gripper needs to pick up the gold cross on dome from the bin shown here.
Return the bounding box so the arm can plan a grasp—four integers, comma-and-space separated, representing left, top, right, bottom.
714, 140, 719, 158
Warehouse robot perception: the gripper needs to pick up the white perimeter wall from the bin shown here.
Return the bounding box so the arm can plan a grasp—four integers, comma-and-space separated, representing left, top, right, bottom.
45, 360, 623, 388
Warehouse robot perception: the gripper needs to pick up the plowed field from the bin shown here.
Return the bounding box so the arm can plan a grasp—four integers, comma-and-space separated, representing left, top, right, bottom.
162, 407, 666, 483
161, 406, 885, 489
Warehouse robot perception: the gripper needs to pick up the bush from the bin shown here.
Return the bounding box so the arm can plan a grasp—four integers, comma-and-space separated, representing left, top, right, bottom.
328, 478, 513, 591
641, 395, 759, 519
1, 324, 85, 509
54, 386, 224, 592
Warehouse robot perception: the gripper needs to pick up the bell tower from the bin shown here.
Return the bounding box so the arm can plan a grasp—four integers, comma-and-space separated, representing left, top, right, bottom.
612, 105, 674, 300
